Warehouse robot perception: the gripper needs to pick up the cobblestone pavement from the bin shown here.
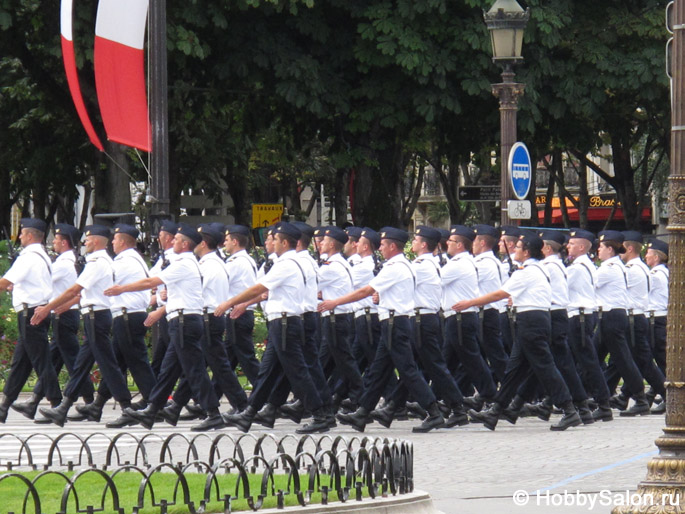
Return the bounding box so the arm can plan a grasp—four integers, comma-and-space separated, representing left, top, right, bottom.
0, 395, 667, 513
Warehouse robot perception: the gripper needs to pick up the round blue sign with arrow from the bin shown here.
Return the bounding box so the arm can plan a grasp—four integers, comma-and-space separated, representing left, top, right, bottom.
508, 142, 532, 201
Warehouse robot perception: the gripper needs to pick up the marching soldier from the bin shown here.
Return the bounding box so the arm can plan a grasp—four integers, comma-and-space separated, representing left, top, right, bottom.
321, 227, 445, 433
443, 226, 498, 410
458, 234, 581, 432
223, 225, 261, 387
565, 229, 613, 422
217, 222, 330, 434
11, 223, 94, 421
646, 239, 669, 414
104, 223, 225, 431
0, 219, 62, 422
32, 225, 133, 426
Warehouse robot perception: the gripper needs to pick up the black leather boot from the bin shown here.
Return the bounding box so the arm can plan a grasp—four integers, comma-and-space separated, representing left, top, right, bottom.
550, 401, 582, 431
501, 395, 524, 425
336, 406, 369, 432
179, 402, 207, 421
468, 402, 502, 431
0, 396, 11, 423
534, 397, 553, 421
123, 404, 158, 429
73, 394, 107, 422
38, 398, 74, 427
279, 399, 304, 424
651, 398, 666, 415
296, 408, 330, 434
253, 403, 278, 429
11, 393, 41, 420
412, 403, 445, 433
191, 408, 225, 431
443, 404, 469, 428
462, 393, 485, 412
575, 400, 595, 425
609, 392, 629, 411
370, 400, 396, 428
406, 401, 427, 419
223, 405, 256, 433
620, 392, 650, 417
592, 400, 614, 422
160, 401, 183, 426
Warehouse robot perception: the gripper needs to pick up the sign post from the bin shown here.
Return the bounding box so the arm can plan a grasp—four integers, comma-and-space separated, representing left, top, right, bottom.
507, 142, 532, 221
251, 204, 284, 229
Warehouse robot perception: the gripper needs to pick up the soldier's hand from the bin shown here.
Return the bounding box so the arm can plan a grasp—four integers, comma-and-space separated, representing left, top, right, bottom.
215, 301, 231, 317
144, 308, 164, 327
104, 285, 124, 297
159, 289, 168, 301
54, 304, 70, 315
30, 305, 50, 325
318, 300, 337, 312
230, 303, 247, 319
372, 292, 380, 304
452, 300, 471, 312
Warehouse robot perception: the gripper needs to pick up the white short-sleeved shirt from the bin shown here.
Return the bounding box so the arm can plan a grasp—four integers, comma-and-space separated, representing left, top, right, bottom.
76, 249, 114, 312
412, 254, 441, 313
3, 243, 53, 310
318, 252, 354, 316
225, 249, 258, 310
624, 257, 650, 313
595, 255, 628, 311
566, 253, 597, 316
369, 253, 415, 320
441, 252, 480, 316
348, 253, 362, 267
502, 258, 552, 311
199, 252, 230, 312
111, 248, 150, 316
541, 254, 569, 310
52, 250, 78, 309
297, 250, 319, 313
149, 247, 179, 306
158, 251, 204, 319
259, 250, 306, 320
475, 250, 506, 312
648, 264, 668, 315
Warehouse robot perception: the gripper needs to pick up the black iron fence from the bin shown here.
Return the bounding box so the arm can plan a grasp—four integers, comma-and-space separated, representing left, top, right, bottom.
0, 432, 413, 513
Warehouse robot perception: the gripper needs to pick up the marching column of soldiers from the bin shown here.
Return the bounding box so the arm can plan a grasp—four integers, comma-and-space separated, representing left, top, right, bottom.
0, 217, 670, 432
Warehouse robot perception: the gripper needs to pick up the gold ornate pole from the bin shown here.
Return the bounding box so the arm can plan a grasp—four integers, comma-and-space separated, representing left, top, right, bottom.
492, 67, 525, 226
612, 1, 685, 512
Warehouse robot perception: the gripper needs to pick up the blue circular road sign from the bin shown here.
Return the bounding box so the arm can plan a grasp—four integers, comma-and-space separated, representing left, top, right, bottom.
508, 142, 532, 201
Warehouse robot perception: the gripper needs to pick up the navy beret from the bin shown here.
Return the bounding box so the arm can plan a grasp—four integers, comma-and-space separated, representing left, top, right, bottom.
197, 223, 224, 245
83, 224, 111, 238
520, 233, 544, 254
54, 223, 80, 246
225, 224, 251, 237
113, 223, 139, 239
177, 222, 202, 245
345, 226, 363, 239
622, 231, 643, 244
647, 239, 669, 256
360, 227, 381, 249
437, 228, 450, 241
291, 221, 314, 238
500, 225, 521, 238
539, 229, 565, 246
325, 226, 349, 245
275, 222, 301, 240
599, 230, 624, 244
415, 225, 441, 244
160, 220, 178, 235
380, 227, 408, 245
20, 218, 47, 233
313, 226, 326, 237
450, 225, 476, 242
568, 228, 595, 243
473, 224, 500, 239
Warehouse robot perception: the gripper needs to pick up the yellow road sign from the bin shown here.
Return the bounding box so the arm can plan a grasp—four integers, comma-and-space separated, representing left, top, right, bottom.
252, 204, 284, 228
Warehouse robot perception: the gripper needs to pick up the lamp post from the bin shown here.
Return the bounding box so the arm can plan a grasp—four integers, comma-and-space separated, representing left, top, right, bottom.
612, 1, 685, 512
484, 0, 529, 226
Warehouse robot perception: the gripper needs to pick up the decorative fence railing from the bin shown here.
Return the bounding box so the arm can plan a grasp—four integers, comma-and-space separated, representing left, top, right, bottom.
0, 432, 413, 513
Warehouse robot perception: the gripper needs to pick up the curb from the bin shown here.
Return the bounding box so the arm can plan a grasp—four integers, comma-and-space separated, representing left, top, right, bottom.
241, 490, 443, 514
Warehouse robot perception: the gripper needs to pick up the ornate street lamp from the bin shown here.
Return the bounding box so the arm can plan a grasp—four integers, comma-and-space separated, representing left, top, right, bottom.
484, 0, 529, 225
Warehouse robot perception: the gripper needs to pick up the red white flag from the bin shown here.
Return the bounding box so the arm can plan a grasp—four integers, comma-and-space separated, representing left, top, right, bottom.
60, 0, 104, 151
94, 0, 151, 152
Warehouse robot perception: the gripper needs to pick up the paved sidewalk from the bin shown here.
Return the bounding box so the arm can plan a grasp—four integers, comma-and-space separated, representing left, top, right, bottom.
0, 394, 666, 513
